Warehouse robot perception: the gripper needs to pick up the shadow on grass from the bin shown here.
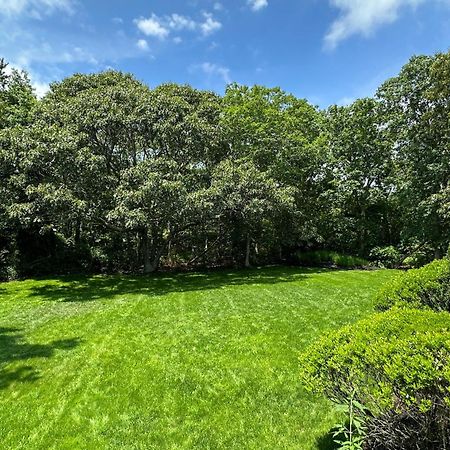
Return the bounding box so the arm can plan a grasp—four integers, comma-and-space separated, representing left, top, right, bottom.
316, 431, 340, 450
23, 266, 329, 303
0, 327, 81, 389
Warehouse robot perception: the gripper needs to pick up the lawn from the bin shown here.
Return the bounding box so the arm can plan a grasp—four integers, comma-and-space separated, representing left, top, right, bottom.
0, 266, 396, 450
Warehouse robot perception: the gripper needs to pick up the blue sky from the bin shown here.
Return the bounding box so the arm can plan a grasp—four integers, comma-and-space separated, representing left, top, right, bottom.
0, 0, 449, 107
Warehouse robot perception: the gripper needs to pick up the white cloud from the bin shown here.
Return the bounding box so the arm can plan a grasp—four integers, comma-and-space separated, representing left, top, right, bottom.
325, 0, 425, 49
248, 0, 268, 11
0, 0, 73, 17
136, 39, 149, 51
32, 79, 50, 98
198, 62, 231, 84
135, 11, 222, 40
200, 12, 222, 36
167, 13, 196, 31
135, 14, 169, 39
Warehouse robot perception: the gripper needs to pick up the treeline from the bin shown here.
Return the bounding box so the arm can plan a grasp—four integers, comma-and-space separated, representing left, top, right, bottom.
0, 52, 449, 278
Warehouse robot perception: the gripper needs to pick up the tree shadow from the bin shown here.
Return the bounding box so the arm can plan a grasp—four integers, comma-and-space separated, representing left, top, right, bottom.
0, 327, 81, 389
316, 431, 340, 450
21, 266, 329, 303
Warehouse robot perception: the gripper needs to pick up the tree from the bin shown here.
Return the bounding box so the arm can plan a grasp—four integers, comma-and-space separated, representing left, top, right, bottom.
221, 84, 327, 253
0, 63, 37, 129
1, 51, 448, 278
107, 159, 208, 273
324, 98, 394, 255
208, 159, 295, 267
426, 52, 450, 245
377, 52, 450, 256
0, 60, 37, 278
19, 72, 224, 273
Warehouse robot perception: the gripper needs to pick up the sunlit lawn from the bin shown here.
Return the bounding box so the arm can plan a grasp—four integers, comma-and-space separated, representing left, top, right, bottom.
0, 266, 396, 449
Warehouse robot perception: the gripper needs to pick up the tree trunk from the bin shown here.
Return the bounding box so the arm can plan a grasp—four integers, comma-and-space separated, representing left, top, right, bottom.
142, 231, 162, 274
142, 231, 152, 273
244, 233, 251, 268
359, 206, 367, 256
74, 218, 81, 245
144, 250, 161, 274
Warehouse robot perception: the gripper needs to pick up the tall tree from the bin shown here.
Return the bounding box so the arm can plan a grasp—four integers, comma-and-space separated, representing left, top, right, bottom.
324, 98, 394, 255
0, 60, 37, 278
377, 52, 450, 256
221, 84, 327, 252
19, 73, 224, 272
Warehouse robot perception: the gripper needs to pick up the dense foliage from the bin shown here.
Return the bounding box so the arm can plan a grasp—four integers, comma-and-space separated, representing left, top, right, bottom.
300, 308, 450, 449
375, 258, 450, 311
0, 51, 449, 278
295, 250, 368, 268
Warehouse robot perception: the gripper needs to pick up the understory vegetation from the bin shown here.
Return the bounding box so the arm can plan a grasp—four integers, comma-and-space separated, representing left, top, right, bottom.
0, 50, 449, 278
295, 250, 369, 268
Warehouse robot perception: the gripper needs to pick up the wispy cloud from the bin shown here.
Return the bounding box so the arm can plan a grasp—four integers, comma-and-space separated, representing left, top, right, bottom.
199, 12, 222, 36
248, 0, 268, 12
11, 44, 98, 68
134, 11, 222, 40
136, 39, 149, 51
2, 34, 143, 98
195, 62, 231, 84
324, 0, 425, 49
167, 13, 197, 31
0, 0, 74, 17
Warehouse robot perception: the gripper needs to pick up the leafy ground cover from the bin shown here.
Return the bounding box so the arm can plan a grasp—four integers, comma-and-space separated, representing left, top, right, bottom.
0, 267, 396, 449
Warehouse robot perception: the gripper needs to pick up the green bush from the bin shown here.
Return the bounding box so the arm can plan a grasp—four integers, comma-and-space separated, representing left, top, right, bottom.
374, 258, 450, 312
0, 244, 19, 281
369, 245, 402, 268
300, 308, 450, 449
295, 250, 369, 268
402, 254, 429, 268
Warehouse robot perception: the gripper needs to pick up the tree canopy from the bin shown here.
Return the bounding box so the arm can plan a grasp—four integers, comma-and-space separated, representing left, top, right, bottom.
0, 51, 449, 278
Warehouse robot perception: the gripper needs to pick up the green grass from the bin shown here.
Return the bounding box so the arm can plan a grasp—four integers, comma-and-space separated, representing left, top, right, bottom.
0, 266, 396, 450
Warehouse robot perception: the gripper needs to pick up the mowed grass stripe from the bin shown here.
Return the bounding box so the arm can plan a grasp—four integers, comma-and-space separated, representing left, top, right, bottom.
0, 267, 396, 449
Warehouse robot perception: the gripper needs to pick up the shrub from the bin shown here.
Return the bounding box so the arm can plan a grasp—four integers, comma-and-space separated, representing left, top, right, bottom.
0, 245, 18, 281
402, 250, 433, 268
369, 246, 402, 268
374, 258, 450, 312
300, 308, 450, 449
295, 250, 369, 268
397, 242, 437, 268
